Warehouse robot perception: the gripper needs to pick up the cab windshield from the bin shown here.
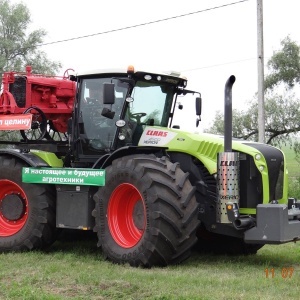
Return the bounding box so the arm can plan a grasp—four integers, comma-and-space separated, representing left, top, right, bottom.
126, 81, 175, 127
116, 80, 176, 146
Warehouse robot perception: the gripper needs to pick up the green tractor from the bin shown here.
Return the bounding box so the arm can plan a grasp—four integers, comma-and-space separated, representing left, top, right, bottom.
0, 66, 299, 267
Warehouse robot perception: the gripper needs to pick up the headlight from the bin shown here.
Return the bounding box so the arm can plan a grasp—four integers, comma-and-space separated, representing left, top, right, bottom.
255, 154, 261, 160
118, 133, 126, 141
116, 120, 126, 128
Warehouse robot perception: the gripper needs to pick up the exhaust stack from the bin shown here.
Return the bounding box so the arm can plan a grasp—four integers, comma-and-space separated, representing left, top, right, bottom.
216, 75, 240, 224
224, 75, 236, 152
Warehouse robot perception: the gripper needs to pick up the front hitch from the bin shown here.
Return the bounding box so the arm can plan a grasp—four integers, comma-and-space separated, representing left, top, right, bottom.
244, 204, 300, 244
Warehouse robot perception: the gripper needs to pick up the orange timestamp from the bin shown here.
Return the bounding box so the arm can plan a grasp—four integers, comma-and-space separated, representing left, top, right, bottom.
264, 268, 294, 278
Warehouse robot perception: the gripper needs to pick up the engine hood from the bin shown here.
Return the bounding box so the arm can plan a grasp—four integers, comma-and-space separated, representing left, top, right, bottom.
138, 126, 285, 175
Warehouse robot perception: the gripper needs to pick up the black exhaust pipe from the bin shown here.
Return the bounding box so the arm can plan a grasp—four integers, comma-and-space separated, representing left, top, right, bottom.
224, 75, 236, 152
216, 75, 240, 224
233, 217, 255, 230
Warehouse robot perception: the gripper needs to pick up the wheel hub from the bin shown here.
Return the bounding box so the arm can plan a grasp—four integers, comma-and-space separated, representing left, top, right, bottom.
31, 121, 39, 129
132, 200, 145, 230
108, 183, 146, 248
0, 194, 26, 221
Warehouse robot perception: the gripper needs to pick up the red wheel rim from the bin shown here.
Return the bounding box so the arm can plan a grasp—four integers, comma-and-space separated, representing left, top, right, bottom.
108, 183, 146, 248
0, 180, 28, 236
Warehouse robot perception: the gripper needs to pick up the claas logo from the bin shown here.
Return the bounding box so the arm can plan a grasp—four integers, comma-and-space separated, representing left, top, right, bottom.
146, 130, 168, 137
220, 160, 239, 166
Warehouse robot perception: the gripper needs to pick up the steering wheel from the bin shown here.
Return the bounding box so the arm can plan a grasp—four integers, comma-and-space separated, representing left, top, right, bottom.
131, 113, 147, 123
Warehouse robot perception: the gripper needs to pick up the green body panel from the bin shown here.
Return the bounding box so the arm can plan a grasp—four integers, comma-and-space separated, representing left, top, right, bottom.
139, 126, 289, 206
30, 150, 64, 167
239, 208, 256, 214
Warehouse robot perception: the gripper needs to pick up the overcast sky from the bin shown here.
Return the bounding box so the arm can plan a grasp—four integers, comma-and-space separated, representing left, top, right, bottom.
13, 0, 300, 131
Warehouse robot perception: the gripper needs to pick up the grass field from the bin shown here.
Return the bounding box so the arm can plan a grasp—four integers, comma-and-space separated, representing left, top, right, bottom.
280, 144, 300, 178
1, 234, 300, 300
279, 144, 300, 198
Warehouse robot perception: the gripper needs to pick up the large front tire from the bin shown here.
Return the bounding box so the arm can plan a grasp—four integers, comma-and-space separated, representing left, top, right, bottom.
0, 155, 56, 251
93, 154, 199, 267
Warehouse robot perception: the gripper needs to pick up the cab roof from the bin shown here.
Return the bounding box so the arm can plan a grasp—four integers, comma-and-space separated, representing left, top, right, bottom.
76, 67, 186, 80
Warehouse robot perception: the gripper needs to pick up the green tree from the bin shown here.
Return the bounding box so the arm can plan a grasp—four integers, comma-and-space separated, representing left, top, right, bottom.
0, 0, 61, 77
265, 36, 300, 90
205, 93, 300, 147
205, 36, 300, 149
204, 108, 254, 140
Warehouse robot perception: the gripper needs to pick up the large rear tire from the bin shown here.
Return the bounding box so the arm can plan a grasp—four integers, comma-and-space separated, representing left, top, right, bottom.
0, 155, 56, 251
93, 154, 199, 267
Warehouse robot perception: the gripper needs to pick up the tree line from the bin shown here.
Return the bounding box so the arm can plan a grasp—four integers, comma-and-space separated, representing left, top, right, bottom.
205, 36, 300, 159
0, 0, 60, 78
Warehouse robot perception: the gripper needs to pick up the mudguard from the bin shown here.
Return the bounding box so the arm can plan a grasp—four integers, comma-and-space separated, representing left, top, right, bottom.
0, 149, 49, 167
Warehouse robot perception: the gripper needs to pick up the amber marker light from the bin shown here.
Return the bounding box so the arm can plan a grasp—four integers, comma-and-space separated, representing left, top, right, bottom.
127, 65, 135, 74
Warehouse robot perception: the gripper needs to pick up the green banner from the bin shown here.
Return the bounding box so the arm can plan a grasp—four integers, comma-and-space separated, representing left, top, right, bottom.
22, 167, 105, 186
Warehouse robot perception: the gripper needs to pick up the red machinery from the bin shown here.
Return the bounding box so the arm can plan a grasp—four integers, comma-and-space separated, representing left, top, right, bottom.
0, 66, 76, 140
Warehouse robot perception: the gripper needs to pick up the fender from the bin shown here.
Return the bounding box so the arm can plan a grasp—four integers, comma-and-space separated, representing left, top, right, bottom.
93, 146, 168, 169
0, 149, 49, 167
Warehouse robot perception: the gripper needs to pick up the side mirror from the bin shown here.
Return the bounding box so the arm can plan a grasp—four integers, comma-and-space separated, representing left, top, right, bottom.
101, 107, 115, 119
196, 97, 202, 128
103, 83, 115, 104
196, 97, 202, 116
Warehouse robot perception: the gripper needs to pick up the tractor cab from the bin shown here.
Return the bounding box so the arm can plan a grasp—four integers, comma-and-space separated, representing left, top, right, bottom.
71, 66, 201, 164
